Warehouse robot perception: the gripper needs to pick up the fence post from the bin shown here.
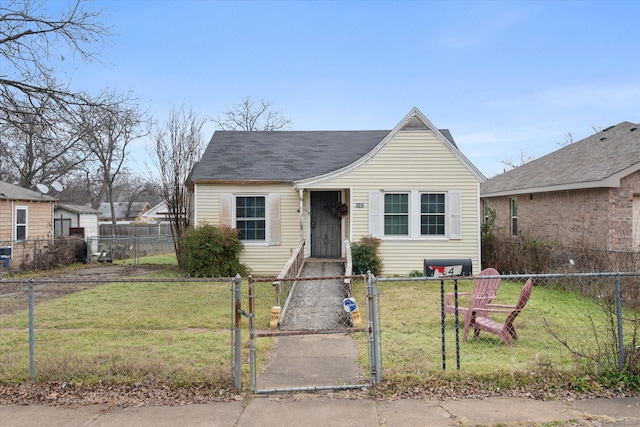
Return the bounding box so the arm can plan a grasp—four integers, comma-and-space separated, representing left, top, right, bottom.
248, 276, 256, 392
454, 278, 460, 370
440, 278, 446, 370
368, 271, 381, 384
615, 273, 625, 370
28, 279, 35, 381
232, 274, 242, 390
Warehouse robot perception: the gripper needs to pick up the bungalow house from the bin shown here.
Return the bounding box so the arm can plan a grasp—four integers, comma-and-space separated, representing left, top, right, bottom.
0, 181, 57, 266
480, 121, 640, 252
189, 108, 486, 276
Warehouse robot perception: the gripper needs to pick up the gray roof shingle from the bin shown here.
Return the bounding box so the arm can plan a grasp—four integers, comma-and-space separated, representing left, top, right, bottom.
191, 130, 390, 182
0, 181, 57, 202
56, 203, 99, 215
481, 121, 640, 196
191, 129, 457, 182
98, 202, 150, 220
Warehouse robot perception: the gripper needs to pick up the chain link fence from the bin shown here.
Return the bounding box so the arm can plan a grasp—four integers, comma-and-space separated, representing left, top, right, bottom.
241, 267, 378, 393
0, 274, 235, 388
1, 268, 638, 392
87, 236, 174, 263
0, 236, 174, 272
375, 272, 640, 378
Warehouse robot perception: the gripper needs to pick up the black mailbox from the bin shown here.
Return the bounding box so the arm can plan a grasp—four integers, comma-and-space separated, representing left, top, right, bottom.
424, 258, 472, 277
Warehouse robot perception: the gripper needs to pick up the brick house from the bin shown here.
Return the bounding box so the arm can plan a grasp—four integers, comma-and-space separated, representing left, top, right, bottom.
480, 121, 640, 252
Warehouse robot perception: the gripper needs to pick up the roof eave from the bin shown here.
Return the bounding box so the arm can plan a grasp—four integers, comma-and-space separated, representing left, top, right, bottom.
193, 179, 294, 186
482, 177, 622, 198
482, 162, 640, 198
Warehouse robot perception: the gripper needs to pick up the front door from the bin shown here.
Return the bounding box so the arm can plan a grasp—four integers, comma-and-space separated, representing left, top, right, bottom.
310, 191, 342, 258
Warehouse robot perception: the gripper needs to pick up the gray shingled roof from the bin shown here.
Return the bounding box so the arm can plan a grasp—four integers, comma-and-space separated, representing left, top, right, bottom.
0, 181, 57, 202
98, 202, 150, 220
191, 129, 457, 182
56, 203, 99, 215
481, 121, 640, 196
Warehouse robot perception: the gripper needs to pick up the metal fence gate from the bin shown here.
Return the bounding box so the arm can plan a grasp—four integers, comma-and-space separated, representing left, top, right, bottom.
232, 272, 381, 393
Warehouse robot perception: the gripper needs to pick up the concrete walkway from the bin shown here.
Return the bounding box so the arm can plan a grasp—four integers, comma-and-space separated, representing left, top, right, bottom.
279, 259, 349, 330
2, 395, 639, 426
256, 259, 368, 391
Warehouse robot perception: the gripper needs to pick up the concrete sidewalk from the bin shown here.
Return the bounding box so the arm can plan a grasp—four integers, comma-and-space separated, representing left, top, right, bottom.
2, 394, 639, 426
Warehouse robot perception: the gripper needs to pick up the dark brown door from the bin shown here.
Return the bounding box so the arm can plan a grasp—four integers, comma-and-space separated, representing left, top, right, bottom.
311, 191, 342, 258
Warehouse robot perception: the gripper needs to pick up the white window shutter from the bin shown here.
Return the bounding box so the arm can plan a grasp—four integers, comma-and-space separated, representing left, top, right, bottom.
368, 191, 382, 238
268, 194, 281, 246
448, 191, 462, 239
219, 193, 232, 227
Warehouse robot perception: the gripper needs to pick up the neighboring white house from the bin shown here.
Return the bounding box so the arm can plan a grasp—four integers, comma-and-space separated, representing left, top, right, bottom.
54, 203, 100, 252
140, 201, 171, 223
189, 108, 486, 276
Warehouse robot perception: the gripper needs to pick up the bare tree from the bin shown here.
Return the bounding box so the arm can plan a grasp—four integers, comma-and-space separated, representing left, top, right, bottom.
0, 0, 112, 117
556, 132, 574, 147
501, 150, 536, 170
149, 105, 207, 266
214, 97, 291, 131
81, 99, 147, 236
0, 94, 90, 188
58, 168, 102, 206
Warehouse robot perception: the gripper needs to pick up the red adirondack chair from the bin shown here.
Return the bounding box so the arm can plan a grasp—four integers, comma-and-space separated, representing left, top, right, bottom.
463, 278, 534, 346
444, 267, 501, 320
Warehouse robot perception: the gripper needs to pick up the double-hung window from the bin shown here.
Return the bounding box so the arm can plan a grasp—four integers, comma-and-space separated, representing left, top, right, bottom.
372, 190, 461, 240
384, 193, 408, 235
236, 196, 266, 241
15, 206, 27, 241
420, 193, 445, 236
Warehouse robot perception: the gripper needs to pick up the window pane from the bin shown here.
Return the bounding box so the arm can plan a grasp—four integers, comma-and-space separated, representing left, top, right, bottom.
384, 194, 408, 214
384, 215, 408, 235
421, 193, 444, 214
421, 215, 445, 235
16, 225, 26, 240
16, 209, 26, 224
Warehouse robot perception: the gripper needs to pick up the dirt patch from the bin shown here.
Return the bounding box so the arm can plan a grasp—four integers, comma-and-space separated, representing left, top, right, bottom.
0, 264, 163, 317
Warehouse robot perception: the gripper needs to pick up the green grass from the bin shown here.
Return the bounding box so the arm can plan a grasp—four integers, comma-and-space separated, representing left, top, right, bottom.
354, 277, 638, 391
0, 275, 273, 387
114, 253, 179, 265
1, 268, 636, 394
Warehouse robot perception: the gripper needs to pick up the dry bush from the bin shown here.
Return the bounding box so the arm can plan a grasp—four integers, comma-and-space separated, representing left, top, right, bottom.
20, 236, 86, 271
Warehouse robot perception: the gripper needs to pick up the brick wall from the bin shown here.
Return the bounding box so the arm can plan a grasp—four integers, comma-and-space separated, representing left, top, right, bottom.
483, 172, 640, 251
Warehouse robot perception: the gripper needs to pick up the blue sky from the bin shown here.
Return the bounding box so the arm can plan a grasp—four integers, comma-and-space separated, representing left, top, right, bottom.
57, 0, 639, 177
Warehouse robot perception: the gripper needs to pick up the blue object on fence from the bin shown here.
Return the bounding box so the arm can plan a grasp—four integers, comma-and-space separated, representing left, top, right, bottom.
343, 297, 358, 313
1, 255, 9, 268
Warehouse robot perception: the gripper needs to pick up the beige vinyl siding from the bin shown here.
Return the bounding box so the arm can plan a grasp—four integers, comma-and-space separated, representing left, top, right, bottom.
23, 202, 54, 239
194, 183, 301, 275
305, 130, 480, 275
0, 202, 11, 241
0, 200, 54, 265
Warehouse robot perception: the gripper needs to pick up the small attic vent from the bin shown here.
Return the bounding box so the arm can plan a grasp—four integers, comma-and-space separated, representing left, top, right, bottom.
600, 137, 607, 141
603, 125, 615, 132
631, 127, 637, 132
